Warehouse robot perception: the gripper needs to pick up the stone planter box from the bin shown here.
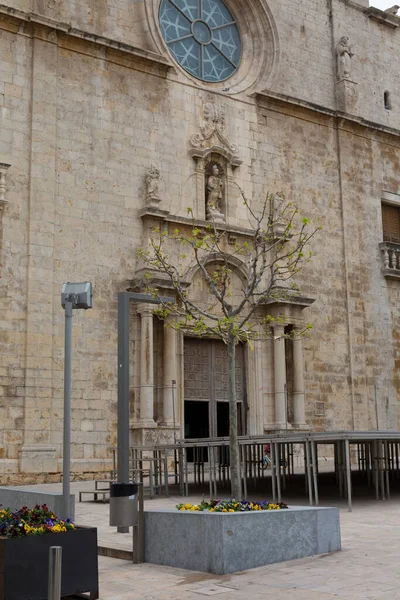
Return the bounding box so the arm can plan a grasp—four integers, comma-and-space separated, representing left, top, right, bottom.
0, 526, 99, 600
0, 487, 75, 521
144, 506, 340, 575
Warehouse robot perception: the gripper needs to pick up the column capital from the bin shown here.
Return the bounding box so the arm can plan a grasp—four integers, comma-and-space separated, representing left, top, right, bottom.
273, 323, 286, 336
136, 302, 155, 316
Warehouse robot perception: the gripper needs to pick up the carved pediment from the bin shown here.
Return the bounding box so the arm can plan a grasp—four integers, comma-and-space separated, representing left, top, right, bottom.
189, 102, 242, 168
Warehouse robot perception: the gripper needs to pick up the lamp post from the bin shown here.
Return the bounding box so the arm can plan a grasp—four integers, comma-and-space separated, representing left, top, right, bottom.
61, 282, 92, 519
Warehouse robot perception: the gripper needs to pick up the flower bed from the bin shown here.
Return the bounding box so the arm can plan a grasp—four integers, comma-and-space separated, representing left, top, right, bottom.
176, 498, 288, 512
0, 504, 75, 537
0, 505, 98, 600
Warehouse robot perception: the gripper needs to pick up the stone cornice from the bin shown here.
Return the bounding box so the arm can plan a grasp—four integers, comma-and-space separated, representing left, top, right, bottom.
363, 6, 400, 28
139, 207, 257, 239
255, 90, 400, 140
0, 4, 172, 70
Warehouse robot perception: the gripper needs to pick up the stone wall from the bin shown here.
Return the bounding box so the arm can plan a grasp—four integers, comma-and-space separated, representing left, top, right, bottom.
1, 0, 400, 481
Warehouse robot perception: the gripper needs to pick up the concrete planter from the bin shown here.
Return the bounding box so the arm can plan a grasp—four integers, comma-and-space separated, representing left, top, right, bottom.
0, 487, 75, 520
0, 526, 98, 600
145, 506, 341, 575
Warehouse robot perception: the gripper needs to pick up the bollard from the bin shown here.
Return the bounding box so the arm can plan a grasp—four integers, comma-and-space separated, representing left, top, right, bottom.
48, 546, 62, 600
132, 482, 144, 564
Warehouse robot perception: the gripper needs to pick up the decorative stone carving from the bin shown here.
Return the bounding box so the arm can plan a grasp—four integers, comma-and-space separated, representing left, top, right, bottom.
47, 0, 63, 10
335, 38, 357, 112
0, 164, 11, 205
190, 101, 242, 168
189, 101, 241, 221
272, 192, 287, 238
336, 79, 358, 112
145, 165, 161, 205
206, 164, 225, 223
336, 37, 353, 81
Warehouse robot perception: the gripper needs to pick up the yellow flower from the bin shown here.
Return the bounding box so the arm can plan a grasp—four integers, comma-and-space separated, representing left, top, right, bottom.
222, 508, 228, 512
228, 509, 234, 513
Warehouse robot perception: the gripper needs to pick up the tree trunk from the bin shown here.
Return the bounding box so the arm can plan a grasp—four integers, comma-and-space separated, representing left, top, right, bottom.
228, 335, 242, 499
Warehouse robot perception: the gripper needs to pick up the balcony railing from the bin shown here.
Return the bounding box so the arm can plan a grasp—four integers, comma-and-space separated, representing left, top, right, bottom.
380, 241, 400, 278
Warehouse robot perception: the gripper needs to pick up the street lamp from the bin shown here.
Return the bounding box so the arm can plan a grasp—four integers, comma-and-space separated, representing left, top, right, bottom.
61, 282, 92, 519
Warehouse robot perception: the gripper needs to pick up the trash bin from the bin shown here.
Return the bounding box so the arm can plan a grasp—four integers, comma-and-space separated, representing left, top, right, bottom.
109, 482, 139, 528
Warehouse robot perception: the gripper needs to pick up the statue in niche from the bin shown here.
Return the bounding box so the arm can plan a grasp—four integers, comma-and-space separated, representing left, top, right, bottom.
336, 37, 353, 81
206, 164, 225, 223
145, 165, 161, 204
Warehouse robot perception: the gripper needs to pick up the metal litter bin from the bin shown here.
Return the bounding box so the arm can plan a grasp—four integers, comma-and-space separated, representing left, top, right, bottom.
109, 482, 138, 528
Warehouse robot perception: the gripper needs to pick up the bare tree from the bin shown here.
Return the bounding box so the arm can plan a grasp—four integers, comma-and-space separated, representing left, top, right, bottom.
139, 192, 318, 499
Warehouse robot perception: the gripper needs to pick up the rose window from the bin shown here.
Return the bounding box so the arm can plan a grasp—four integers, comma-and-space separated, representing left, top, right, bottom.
159, 0, 242, 82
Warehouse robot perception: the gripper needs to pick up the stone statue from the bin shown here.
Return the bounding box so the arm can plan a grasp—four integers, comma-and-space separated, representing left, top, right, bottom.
384, 5, 400, 15
145, 165, 161, 203
206, 164, 225, 222
336, 37, 353, 81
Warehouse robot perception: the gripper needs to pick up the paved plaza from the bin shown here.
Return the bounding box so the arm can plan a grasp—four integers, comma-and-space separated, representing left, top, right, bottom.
22, 480, 400, 598
70, 482, 400, 599
94, 499, 400, 599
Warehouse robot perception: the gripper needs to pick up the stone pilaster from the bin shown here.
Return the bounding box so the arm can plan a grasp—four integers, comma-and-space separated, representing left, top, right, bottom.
137, 303, 156, 427
162, 323, 178, 426
292, 337, 306, 427
21, 35, 58, 473
273, 325, 287, 428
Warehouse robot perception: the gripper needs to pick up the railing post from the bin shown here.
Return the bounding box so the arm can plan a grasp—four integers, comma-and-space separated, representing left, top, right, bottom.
48, 546, 62, 600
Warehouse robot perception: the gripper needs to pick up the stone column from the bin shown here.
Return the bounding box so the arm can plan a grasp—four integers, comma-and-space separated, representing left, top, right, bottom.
137, 303, 155, 426
292, 337, 306, 426
163, 324, 177, 425
273, 325, 287, 428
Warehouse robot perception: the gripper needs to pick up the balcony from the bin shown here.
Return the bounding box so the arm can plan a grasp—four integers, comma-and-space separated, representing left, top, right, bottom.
379, 241, 400, 279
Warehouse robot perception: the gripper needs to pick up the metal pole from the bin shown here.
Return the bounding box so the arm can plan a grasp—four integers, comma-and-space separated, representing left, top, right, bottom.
117, 293, 130, 533
172, 379, 177, 444
275, 442, 281, 503
284, 383, 288, 431
117, 292, 174, 527
62, 301, 73, 520
345, 439, 352, 512
374, 385, 379, 431
48, 546, 62, 600
271, 442, 277, 503
311, 440, 319, 506
305, 441, 313, 506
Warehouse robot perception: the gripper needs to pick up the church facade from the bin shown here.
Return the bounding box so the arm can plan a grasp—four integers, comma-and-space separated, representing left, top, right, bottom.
1, 0, 400, 482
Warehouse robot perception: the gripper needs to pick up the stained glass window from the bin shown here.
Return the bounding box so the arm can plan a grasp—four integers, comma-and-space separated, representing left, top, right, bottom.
159, 0, 242, 82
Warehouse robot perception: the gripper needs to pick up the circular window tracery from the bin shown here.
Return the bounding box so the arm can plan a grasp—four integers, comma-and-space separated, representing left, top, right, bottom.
159, 0, 242, 82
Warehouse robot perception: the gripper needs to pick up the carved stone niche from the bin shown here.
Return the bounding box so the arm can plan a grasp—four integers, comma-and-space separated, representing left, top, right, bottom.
189, 101, 242, 221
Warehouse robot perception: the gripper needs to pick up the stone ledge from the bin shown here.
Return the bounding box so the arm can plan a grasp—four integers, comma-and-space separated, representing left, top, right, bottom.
256, 90, 400, 139
364, 7, 400, 28
139, 207, 258, 239
0, 4, 173, 70
144, 506, 341, 574
381, 268, 400, 280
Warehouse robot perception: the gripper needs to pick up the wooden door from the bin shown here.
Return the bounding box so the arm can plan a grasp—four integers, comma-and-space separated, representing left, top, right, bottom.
184, 337, 246, 439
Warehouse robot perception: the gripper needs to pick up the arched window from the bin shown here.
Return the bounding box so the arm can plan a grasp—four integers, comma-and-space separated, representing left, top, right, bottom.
159, 0, 242, 82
